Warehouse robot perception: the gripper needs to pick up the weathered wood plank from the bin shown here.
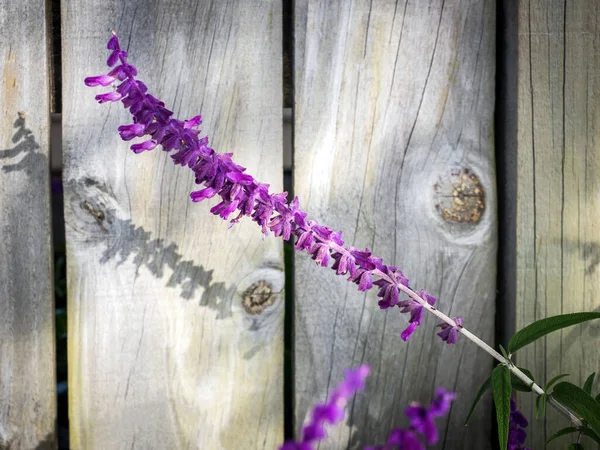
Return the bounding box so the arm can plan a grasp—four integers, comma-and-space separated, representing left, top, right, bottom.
517, 2, 600, 448
0, 2, 56, 449
294, 1, 496, 448
62, 1, 283, 448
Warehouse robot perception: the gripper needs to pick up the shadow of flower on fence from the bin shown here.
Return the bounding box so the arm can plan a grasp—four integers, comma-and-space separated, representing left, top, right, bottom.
0, 112, 47, 177
582, 242, 600, 275
560, 238, 600, 276
0, 432, 56, 450
33, 433, 56, 450
66, 178, 237, 319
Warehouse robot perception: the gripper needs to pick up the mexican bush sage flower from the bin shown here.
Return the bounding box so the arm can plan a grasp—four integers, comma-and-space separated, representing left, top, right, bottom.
279, 365, 370, 450
508, 398, 531, 450
364, 388, 456, 450
278, 364, 454, 450
85, 32, 463, 344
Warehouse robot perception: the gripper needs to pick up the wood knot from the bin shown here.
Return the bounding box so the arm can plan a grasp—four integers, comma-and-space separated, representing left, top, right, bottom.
81, 200, 106, 223
241, 279, 275, 314
433, 168, 485, 224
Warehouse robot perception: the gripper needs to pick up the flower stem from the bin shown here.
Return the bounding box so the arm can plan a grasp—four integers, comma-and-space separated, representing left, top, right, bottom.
293, 195, 585, 429
322, 241, 583, 427
386, 275, 584, 428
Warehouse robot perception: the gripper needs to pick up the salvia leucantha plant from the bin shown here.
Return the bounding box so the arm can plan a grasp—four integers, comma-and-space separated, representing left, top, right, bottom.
85, 32, 600, 449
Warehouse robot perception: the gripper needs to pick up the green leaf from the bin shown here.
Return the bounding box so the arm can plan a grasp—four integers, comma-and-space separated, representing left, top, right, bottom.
537, 373, 569, 419
568, 444, 584, 450
535, 394, 543, 419
499, 344, 510, 360
580, 427, 600, 446
596, 393, 600, 404
465, 376, 491, 425
580, 427, 600, 447
539, 393, 547, 418
583, 372, 596, 395
545, 373, 570, 391
546, 426, 578, 444
492, 365, 511, 450
553, 382, 600, 436
512, 367, 535, 392
508, 313, 600, 354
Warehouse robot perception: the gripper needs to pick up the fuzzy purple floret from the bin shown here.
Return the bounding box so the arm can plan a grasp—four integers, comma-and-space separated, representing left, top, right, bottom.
437, 316, 463, 344
85, 33, 460, 344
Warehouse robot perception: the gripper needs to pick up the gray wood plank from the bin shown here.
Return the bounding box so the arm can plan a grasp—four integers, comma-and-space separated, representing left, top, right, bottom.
517, 2, 600, 448
293, 1, 497, 448
62, 1, 284, 448
0, 2, 56, 449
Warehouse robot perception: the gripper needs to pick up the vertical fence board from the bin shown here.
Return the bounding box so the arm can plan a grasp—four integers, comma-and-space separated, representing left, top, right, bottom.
517, 2, 600, 448
62, 1, 283, 448
0, 2, 55, 449
293, 1, 496, 448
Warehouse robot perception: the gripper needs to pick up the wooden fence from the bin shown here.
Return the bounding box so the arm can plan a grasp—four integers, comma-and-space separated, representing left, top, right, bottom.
0, 1, 598, 449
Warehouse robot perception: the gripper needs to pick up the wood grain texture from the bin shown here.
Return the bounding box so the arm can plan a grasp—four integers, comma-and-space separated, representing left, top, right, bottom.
0, 2, 56, 449
293, 1, 496, 448
62, 1, 283, 448
517, 2, 600, 449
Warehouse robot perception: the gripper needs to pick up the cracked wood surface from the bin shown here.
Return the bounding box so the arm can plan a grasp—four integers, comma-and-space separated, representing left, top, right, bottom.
293, 1, 496, 448
0, 2, 55, 449
517, 2, 600, 449
62, 1, 284, 448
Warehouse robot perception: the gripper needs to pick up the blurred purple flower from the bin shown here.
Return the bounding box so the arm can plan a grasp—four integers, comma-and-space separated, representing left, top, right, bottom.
364, 388, 456, 450
279, 365, 370, 450
405, 388, 456, 444
364, 429, 424, 450
508, 398, 531, 450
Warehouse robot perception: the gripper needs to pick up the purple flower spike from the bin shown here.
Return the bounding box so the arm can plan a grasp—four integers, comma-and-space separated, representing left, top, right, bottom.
508, 398, 531, 450
428, 388, 456, 417
365, 388, 455, 450
405, 388, 456, 444
279, 365, 370, 450
437, 317, 463, 344
364, 428, 424, 450
86, 33, 470, 349
390, 429, 425, 450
